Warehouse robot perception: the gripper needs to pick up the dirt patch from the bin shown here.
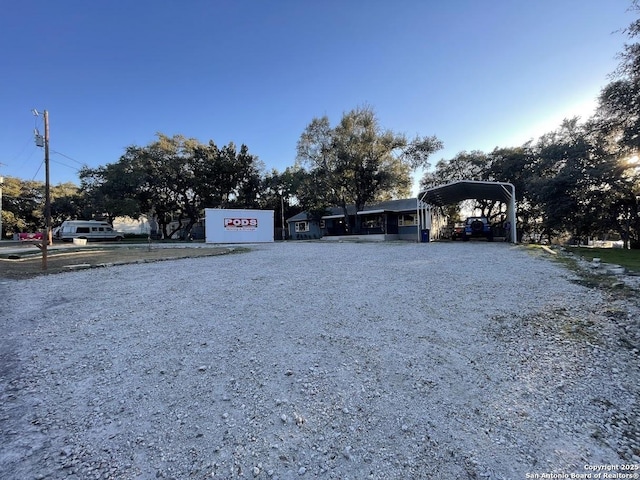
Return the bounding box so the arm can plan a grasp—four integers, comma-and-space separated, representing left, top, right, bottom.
0, 244, 237, 279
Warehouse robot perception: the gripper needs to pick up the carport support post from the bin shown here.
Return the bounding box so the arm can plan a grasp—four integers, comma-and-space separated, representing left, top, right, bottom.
504, 183, 517, 243
416, 198, 431, 242
416, 199, 420, 242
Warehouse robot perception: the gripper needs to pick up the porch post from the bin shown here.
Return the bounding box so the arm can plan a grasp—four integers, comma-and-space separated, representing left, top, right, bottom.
417, 195, 431, 242
416, 198, 420, 242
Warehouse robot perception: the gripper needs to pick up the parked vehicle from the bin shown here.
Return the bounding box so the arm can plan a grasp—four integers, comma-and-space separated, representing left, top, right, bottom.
58, 220, 124, 242
451, 223, 465, 240
463, 216, 493, 241
18, 232, 44, 241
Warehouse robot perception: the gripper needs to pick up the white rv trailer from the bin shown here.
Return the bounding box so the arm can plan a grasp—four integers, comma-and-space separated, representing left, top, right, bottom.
58, 220, 124, 242
205, 209, 274, 243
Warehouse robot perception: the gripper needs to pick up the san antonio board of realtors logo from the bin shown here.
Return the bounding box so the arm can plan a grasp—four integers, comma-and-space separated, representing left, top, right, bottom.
224, 218, 258, 231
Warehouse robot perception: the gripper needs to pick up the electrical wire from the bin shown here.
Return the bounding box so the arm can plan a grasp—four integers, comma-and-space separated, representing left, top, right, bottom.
51, 150, 85, 167
2, 115, 86, 183
4, 134, 39, 178
31, 159, 44, 181
51, 158, 83, 173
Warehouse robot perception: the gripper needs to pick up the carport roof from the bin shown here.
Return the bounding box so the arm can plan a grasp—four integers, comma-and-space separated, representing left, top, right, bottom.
418, 180, 515, 206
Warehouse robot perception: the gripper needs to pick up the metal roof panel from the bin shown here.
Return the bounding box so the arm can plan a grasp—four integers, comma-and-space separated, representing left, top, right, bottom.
418, 180, 515, 206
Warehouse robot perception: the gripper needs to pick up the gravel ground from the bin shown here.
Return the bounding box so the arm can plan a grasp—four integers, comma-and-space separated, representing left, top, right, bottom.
1, 241, 639, 480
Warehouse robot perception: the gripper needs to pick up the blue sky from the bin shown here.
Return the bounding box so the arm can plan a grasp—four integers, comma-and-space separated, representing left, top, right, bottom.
0, 0, 634, 192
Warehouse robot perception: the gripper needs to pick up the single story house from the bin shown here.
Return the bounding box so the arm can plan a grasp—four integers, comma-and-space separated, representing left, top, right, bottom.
285, 180, 518, 243
286, 198, 427, 242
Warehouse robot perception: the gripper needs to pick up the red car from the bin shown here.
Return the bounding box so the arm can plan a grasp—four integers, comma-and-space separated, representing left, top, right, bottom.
451, 223, 465, 240
18, 232, 44, 241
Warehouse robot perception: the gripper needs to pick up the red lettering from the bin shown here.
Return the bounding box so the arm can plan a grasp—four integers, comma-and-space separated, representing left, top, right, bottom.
224, 218, 258, 229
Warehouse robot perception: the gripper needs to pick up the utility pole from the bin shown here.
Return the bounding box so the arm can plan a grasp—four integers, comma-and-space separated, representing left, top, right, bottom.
43, 110, 51, 270
0, 162, 5, 241
0, 174, 4, 242
33, 109, 51, 269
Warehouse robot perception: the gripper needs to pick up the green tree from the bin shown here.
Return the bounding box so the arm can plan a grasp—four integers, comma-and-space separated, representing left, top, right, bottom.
419, 150, 489, 190
1, 178, 90, 238
50, 182, 83, 225
259, 167, 306, 232
518, 118, 631, 244
485, 146, 538, 242
80, 133, 264, 239
0, 177, 44, 235
79, 149, 146, 224
593, 4, 640, 247
1, 177, 34, 236
296, 106, 442, 232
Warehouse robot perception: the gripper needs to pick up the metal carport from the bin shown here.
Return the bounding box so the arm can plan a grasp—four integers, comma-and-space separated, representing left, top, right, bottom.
417, 180, 517, 243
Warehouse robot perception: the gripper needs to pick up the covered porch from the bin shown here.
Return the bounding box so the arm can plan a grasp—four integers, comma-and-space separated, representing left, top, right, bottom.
320, 199, 420, 241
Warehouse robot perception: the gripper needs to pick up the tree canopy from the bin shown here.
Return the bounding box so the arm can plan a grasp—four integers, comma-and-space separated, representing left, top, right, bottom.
78, 134, 263, 238
296, 106, 442, 232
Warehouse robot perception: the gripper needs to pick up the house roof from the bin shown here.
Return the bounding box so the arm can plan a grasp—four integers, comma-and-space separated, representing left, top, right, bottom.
286, 198, 419, 223
287, 211, 311, 222
360, 198, 417, 212
287, 182, 517, 223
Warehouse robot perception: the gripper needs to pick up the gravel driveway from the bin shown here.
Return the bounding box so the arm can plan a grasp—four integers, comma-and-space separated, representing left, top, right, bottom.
1, 241, 639, 479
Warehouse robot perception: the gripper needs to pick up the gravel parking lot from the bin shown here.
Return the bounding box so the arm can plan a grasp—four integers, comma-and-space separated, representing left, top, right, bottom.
1, 241, 639, 479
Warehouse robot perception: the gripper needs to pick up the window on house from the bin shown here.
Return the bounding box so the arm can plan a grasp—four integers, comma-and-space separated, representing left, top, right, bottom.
319, 220, 325, 229
361, 216, 383, 229
398, 214, 418, 226
295, 221, 309, 232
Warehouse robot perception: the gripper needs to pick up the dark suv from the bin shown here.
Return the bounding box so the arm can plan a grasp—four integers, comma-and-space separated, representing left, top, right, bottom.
463, 216, 493, 241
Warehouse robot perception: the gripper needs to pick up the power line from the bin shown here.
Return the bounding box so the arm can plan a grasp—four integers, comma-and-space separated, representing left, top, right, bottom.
51, 149, 86, 167
5, 135, 40, 176
51, 158, 83, 172
31, 162, 44, 181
